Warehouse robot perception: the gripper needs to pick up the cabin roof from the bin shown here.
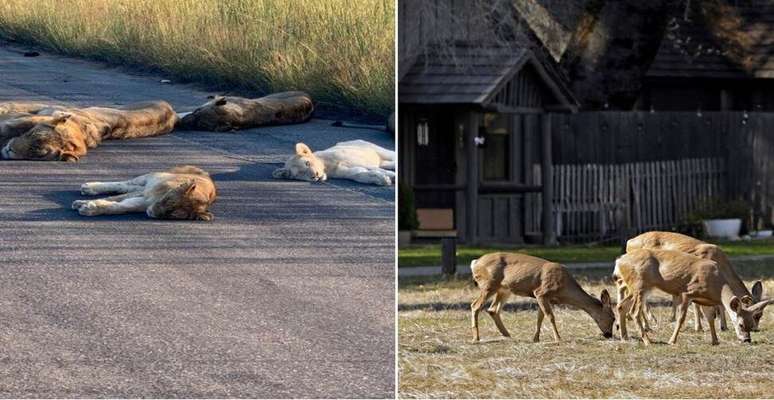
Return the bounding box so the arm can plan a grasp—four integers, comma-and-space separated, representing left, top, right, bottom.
399, 44, 577, 110
648, 5, 774, 79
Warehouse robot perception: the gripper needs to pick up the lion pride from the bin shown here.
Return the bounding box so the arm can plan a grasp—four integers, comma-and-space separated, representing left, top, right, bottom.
1, 100, 177, 162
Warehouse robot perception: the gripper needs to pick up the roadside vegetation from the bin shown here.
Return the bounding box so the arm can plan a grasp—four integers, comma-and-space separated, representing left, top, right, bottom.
399, 238, 774, 267
399, 261, 774, 398
0, 0, 394, 117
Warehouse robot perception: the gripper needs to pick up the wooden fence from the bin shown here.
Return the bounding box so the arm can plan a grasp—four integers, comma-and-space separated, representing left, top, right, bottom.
526, 158, 726, 242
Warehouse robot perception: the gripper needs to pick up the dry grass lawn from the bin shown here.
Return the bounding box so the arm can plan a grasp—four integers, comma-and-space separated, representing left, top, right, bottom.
399, 265, 774, 398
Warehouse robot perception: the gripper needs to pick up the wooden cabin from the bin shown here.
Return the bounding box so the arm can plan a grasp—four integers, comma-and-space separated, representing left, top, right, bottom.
399, 44, 577, 244
638, 3, 774, 111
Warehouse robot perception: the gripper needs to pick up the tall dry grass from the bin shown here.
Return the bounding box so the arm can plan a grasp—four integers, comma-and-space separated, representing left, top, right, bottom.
0, 0, 394, 116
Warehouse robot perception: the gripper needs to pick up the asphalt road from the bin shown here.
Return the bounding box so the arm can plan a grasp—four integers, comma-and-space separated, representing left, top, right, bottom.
0, 44, 395, 398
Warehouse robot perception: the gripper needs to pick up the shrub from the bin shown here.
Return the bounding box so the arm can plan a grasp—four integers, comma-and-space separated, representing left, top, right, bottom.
398, 182, 419, 231
690, 197, 750, 220
684, 197, 751, 237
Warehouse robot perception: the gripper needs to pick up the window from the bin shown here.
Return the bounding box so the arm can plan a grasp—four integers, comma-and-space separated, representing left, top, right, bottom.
481, 113, 510, 181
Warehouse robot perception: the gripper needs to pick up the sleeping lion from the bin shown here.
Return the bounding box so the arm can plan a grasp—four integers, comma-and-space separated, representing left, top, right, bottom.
0, 112, 62, 145
0, 102, 70, 145
72, 166, 216, 220
272, 140, 395, 186
1, 101, 178, 162
178, 91, 313, 131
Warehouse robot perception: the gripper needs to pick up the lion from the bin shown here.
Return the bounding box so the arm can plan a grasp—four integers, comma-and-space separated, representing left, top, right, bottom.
178, 91, 314, 131
0, 101, 68, 115
1, 100, 178, 162
0, 102, 71, 145
272, 140, 395, 186
0, 112, 61, 144
71, 166, 216, 220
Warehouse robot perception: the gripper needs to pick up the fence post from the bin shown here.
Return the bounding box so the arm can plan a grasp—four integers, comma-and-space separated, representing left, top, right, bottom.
441, 238, 457, 277
541, 114, 557, 245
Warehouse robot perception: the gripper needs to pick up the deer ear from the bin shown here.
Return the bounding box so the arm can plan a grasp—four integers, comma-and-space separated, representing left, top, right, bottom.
730, 296, 742, 313
214, 97, 227, 106
751, 281, 763, 302
295, 143, 312, 156
273, 167, 290, 179
600, 289, 611, 306
746, 298, 773, 313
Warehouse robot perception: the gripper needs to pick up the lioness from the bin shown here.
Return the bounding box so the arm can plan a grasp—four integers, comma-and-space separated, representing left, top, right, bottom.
178, 91, 313, 131
72, 166, 216, 220
272, 140, 395, 186
1, 101, 178, 161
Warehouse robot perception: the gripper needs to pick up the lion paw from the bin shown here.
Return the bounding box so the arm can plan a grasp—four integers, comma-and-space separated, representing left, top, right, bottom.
71, 200, 87, 210
374, 175, 392, 186
77, 201, 101, 216
80, 183, 101, 195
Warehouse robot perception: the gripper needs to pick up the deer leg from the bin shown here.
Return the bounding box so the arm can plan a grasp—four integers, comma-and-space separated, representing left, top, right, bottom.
617, 297, 632, 341
486, 291, 511, 338
717, 305, 728, 331
533, 309, 545, 343
471, 289, 495, 342
535, 296, 560, 342
616, 282, 634, 323
702, 305, 719, 345
640, 298, 653, 332
669, 292, 692, 345
630, 292, 651, 345
693, 303, 704, 332
645, 296, 658, 325
617, 293, 634, 341
670, 294, 678, 322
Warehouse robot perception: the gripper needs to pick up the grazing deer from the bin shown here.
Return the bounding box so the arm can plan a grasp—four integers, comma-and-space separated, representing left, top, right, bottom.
627, 231, 766, 332
614, 248, 772, 345
470, 252, 614, 342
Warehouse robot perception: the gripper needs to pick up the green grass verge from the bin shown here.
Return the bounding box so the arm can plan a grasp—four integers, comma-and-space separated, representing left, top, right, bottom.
399, 238, 774, 267
0, 0, 394, 117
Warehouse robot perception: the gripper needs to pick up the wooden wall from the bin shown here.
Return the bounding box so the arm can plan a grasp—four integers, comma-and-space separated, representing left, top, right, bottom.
551, 111, 774, 226
550, 111, 729, 164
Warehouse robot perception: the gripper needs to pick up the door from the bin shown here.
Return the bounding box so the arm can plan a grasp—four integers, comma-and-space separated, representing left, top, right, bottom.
414, 109, 456, 210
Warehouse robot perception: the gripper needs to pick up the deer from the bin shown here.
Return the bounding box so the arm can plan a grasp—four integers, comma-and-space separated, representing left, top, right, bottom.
613, 248, 772, 345
626, 231, 766, 333
470, 252, 614, 343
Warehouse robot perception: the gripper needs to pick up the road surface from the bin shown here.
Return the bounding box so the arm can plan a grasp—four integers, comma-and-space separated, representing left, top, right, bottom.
0, 43, 395, 398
